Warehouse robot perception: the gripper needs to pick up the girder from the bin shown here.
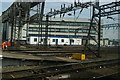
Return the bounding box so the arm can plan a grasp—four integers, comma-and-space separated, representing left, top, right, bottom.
46, 2, 92, 17
2, 2, 43, 23
2, 1, 45, 46
84, 1, 120, 57
102, 23, 120, 28
1, 0, 119, 56
95, 1, 120, 17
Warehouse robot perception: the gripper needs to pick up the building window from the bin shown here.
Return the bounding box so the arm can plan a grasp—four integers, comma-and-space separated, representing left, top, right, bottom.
23, 36, 26, 38
34, 38, 37, 42
41, 39, 43, 42
70, 39, 74, 43
61, 39, 64, 42
23, 29, 26, 30
71, 40, 74, 43
53, 39, 55, 42
27, 38, 30, 41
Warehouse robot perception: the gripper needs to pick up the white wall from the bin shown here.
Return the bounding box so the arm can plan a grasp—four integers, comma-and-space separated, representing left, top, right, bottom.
103, 27, 119, 40
28, 36, 82, 45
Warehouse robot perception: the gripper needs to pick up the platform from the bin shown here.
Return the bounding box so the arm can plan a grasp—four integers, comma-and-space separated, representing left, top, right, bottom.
2, 51, 119, 63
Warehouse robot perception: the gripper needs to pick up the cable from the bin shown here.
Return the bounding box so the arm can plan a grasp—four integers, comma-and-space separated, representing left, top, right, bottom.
75, 8, 83, 21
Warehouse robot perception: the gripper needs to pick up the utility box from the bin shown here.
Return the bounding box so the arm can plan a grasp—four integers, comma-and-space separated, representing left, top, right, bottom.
72, 54, 86, 60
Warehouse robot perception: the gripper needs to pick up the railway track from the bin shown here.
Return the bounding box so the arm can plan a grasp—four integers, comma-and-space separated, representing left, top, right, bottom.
2, 58, 120, 80
9, 50, 83, 54
5, 45, 119, 55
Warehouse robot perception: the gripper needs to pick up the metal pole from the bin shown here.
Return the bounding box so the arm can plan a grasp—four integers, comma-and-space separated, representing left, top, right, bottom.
26, 3, 30, 45
75, 29, 77, 38
14, 3, 17, 42
10, 23, 14, 45
18, 3, 22, 46
38, 3, 41, 48
45, 15, 49, 46
96, 0, 101, 57
84, 6, 95, 54
10, 4, 15, 44
97, 9, 101, 57
38, 2, 45, 48
40, 2, 45, 46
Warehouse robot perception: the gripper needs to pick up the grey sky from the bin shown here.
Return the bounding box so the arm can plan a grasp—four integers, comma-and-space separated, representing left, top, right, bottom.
0, 0, 119, 21
0, 0, 117, 2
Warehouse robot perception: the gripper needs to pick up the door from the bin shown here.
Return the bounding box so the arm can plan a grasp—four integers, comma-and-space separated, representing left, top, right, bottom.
56, 39, 58, 45
70, 39, 72, 45
70, 39, 74, 45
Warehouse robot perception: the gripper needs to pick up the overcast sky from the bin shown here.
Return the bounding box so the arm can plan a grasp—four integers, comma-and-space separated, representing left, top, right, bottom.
1, 0, 118, 13
0, 0, 119, 23
0, 0, 118, 2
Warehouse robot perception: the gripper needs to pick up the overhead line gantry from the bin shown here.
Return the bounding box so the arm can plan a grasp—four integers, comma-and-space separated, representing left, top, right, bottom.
2, 0, 120, 57
42, 0, 120, 57
84, 1, 120, 57
2, 0, 45, 46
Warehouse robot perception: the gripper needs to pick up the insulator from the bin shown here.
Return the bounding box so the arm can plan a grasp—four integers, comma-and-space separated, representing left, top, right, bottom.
78, 0, 81, 5
50, 8, 52, 13
63, 13, 65, 17
54, 9, 56, 18
60, 14, 61, 18
54, 9, 56, 12
78, 0, 80, 3
64, 4, 65, 8
74, 10, 76, 16
61, 5, 63, 10
71, 4, 73, 8
74, 0, 77, 7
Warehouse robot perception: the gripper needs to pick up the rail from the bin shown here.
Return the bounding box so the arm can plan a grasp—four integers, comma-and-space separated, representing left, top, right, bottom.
2, 58, 120, 79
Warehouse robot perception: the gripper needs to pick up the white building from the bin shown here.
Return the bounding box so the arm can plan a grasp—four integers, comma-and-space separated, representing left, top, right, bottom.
102, 13, 120, 45
103, 23, 120, 40
2, 17, 99, 45
27, 36, 82, 45
21, 17, 97, 45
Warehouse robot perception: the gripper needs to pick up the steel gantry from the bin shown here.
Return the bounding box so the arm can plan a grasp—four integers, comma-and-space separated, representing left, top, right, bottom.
2, 0, 120, 57
43, 0, 120, 57
84, 1, 120, 57
44, 1, 93, 46
30, 0, 120, 57
102, 23, 120, 28
29, 1, 93, 46
2, 1, 45, 46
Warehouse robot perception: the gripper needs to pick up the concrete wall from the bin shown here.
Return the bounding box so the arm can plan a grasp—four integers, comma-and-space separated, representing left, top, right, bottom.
89, 39, 109, 46
103, 27, 119, 40
2, 58, 42, 67
21, 23, 97, 41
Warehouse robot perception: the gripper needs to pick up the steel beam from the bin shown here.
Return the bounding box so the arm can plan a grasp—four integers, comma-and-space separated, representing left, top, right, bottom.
102, 23, 120, 28
84, 1, 120, 57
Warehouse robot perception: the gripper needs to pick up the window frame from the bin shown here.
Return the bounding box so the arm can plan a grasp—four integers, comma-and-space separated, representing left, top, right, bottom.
34, 38, 37, 42
52, 39, 56, 42
61, 39, 64, 42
